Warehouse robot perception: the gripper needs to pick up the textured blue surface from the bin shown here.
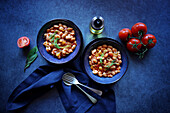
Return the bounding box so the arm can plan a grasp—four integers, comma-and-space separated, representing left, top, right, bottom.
0, 0, 170, 113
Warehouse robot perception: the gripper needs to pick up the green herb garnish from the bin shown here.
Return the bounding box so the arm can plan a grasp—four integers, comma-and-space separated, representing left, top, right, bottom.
47, 30, 70, 49
53, 38, 71, 49
49, 30, 58, 42
24, 46, 38, 72
54, 44, 61, 49
106, 60, 117, 69
48, 31, 61, 48
53, 38, 60, 49
100, 53, 104, 64
48, 34, 53, 39
50, 37, 55, 42
54, 38, 59, 44
59, 45, 71, 49
100, 50, 107, 64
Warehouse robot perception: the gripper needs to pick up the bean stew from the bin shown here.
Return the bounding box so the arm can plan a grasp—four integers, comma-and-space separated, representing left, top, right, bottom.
43, 23, 77, 59
89, 44, 122, 77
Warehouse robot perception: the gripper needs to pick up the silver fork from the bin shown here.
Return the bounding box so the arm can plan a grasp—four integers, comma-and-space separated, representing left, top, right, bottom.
63, 80, 97, 104
62, 72, 103, 96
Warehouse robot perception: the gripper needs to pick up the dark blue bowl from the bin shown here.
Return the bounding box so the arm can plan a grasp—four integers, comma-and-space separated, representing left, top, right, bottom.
37, 19, 83, 64
82, 38, 128, 84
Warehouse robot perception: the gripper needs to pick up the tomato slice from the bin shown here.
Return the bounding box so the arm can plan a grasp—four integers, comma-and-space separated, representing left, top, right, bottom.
17, 36, 30, 48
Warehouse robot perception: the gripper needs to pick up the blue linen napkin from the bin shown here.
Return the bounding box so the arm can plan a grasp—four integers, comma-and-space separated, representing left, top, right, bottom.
7, 59, 116, 113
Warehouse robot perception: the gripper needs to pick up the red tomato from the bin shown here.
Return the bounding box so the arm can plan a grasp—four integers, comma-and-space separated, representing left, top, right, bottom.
127, 38, 142, 52
17, 36, 30, 48
119, 28, 132, 41
131, 22, 147, 37
141, 34, 157, 49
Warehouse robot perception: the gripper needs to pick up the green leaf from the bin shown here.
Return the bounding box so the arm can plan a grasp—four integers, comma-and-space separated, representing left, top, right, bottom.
60, 45, 71, 49
49, 34, 53, 39
27, 46, 38, 60
24, 46, 38, 72
49, 30, 58, 41
54, 44, 61, 49
50, 35, 56, 42
100, 50, 107, 64
50, 37, 60, 49
27, 53, 38, 64
54, 38, 59, 44
24, 63, 30, 70
24, 53, 38, 71
53, 38, 61, 49
100, 53, 104, 64
106, 60, 116, 69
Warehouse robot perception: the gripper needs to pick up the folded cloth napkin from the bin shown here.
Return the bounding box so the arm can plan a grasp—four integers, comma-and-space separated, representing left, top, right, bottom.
7, 59, 116, 113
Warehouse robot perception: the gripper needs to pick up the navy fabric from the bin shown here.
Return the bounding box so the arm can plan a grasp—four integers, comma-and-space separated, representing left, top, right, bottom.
7, 64, 116, 113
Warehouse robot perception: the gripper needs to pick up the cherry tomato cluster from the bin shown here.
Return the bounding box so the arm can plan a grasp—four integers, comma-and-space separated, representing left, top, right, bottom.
119, 22, 157, 58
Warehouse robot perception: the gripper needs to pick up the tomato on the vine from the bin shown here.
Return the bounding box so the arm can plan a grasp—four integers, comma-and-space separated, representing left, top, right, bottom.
17, 36, 30, 48
127, 38, 142, 52
131, 22, 147, 37
141, 34, 157, 49
119, 28, 132, 41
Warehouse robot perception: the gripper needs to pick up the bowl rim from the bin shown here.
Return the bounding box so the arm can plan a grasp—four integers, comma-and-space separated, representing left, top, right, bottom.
81, 37, 129, 84
37, 19, 83, 64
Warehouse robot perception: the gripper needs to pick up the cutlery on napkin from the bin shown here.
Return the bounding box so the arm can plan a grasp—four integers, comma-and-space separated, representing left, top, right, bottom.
62, 72, 98, 104
62, 72, 103, 96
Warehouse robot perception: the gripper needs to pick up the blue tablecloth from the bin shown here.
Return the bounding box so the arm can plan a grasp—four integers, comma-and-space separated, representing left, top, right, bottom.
0, 0, 170, 113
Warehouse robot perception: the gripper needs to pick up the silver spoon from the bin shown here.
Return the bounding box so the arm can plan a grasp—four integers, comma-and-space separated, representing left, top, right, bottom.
63, 79, 97, 104
62, 72, 103, 96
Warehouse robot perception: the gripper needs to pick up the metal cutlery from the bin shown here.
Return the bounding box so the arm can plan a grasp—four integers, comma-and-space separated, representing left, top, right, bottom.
62, 72, 103, 96
62, 76, 97, 104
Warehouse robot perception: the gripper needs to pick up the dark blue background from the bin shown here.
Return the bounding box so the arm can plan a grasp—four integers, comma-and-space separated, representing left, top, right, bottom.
0, 0, 169, 113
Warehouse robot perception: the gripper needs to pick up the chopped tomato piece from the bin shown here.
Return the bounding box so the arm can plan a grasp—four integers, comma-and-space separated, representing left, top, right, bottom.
17, 36, 30, 48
